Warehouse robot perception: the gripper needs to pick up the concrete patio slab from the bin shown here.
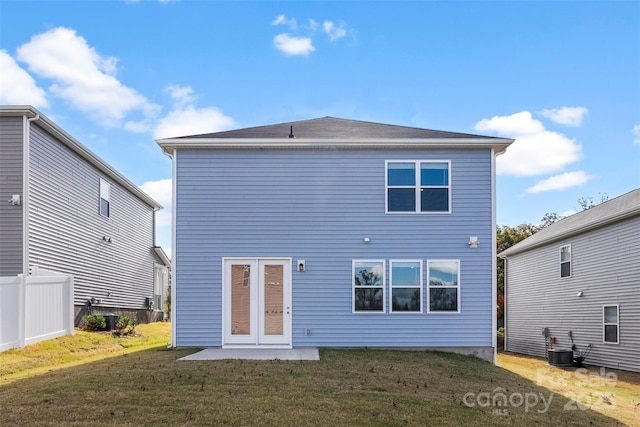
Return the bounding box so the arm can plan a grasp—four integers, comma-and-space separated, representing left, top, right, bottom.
179, 347, 320, 361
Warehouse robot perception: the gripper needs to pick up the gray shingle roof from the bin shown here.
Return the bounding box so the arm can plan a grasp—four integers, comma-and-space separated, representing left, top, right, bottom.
499, 188, 640, 257
175, 116, 503, 140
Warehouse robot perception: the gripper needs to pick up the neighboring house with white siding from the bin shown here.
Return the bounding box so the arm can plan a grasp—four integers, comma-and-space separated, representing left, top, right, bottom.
499, 189, 640, 372
0, 106, 170, 325
157, 117, 513, 363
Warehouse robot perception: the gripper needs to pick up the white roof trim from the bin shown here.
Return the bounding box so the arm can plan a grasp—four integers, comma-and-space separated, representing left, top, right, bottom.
1, 105, 162, 209
154, 246, 171, 267
499, 189, 640, 258
157, 137, 514, 155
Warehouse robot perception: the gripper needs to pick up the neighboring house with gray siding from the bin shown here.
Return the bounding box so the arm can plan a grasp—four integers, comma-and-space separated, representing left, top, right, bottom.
499, 189, 640, 372
157, 117, 513, 363
0, 106, 170, 324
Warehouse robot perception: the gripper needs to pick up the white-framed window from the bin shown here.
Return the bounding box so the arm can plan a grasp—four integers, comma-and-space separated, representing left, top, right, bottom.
390, 260, 422, 313
427, 260, 460, 313
603, 305, 619, 344
385, 160, 451, 213
560, 244, 571, 278
353, 260, 385, 313
99, 178, 111, 218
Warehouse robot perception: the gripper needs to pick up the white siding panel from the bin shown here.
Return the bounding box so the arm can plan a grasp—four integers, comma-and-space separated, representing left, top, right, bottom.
27, 123, 157, 310
506, 216, 640, 372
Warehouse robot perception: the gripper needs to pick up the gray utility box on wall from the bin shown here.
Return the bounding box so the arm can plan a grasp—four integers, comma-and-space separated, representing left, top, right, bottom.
548, 349, 573, 367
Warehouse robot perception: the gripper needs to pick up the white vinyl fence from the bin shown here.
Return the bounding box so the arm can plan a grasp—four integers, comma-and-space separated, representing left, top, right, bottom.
0, 266, 74, 352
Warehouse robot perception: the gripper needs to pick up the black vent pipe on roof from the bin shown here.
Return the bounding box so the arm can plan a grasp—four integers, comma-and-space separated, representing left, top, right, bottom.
288, 125, 294, 138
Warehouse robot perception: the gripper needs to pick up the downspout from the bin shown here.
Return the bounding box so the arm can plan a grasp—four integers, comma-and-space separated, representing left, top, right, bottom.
503, 256, 507, 353
23, 113, 40, 276
491, 143, 511, 365
491, 149, 498, 365
17, 112, 39, 348
162, 148, 177, 348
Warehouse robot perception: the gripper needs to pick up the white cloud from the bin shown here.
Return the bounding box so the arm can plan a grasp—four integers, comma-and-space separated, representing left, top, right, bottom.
633, 124, 640, 145
539, 106, 588, 126
164, 84, 196, 107
123, 120, 152, 133
139, 178, 172, 227
526, 171, 593, 194
139, 178, 172, 256
475, 111, 544, 136
273, 33, 315, 56
272, 14, 297, 30
16, 27, 159, 127
475, 111, 583, 176
0, 50, 48, 107
154, 105, 235, 139
323, 21, 347, 41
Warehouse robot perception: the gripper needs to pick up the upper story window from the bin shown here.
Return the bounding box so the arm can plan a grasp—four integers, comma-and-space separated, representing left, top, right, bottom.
353, 260, 385, 313
427, 260, 460, 313
99, 178, 111, 218
560, 244, 571, 278
390, 260, 422, 313
386, 161, 450, 213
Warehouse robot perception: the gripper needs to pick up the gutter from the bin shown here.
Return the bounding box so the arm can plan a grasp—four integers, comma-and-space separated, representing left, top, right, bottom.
156, 137, 515, 156
2, 106, 162, 210
498, 208, 640, 258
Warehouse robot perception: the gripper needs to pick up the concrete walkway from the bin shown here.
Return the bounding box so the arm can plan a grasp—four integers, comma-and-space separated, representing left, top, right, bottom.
179, 347, 320, 361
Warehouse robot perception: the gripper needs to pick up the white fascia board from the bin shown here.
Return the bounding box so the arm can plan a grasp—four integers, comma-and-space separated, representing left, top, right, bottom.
498, 209, 640, 258
157, 137, 514, 154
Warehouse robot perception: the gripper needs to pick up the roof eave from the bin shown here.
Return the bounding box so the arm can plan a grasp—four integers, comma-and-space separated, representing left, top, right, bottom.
156, 137, 514, 155
499, 208, 640, 258
1, 105, 162, 210
154, 246, 171, 267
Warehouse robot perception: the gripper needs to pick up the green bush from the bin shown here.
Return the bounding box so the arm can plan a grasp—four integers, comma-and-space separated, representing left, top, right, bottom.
164, 284, 171, 320
498, 327, 505, 334
114, 316, 136, 336
85, 315, 106, 331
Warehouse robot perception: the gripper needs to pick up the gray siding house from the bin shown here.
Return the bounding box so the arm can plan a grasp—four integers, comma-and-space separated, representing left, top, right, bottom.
0, 106, 170, 324
500, 189, 640, 372
158, 117, 512, 363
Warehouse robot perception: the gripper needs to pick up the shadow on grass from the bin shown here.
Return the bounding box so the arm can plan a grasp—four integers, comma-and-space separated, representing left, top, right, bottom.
1, 347, 623, 426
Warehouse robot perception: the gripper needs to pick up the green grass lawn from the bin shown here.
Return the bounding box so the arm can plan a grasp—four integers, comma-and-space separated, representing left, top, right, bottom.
0, 324, 629, 426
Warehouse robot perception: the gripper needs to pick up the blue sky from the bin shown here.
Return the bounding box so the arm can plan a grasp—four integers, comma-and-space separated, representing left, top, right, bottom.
1, 1, 639, 255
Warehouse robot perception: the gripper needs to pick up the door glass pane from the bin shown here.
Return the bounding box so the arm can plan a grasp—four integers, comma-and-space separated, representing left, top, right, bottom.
231, 265, 251, 335
264, 265, 283, 335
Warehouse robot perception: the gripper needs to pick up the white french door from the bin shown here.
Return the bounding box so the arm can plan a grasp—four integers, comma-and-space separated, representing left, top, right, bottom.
223, 258, 291, 346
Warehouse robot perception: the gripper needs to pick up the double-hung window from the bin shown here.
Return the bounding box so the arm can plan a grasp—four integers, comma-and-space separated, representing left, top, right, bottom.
427, 260, 460, 313
99, 178, 111, 218
603, 305, 619, 344
390, 260, 422, 313
353, 260, 385, 313
560, 245, 571, 278
386, 161, 450, 213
